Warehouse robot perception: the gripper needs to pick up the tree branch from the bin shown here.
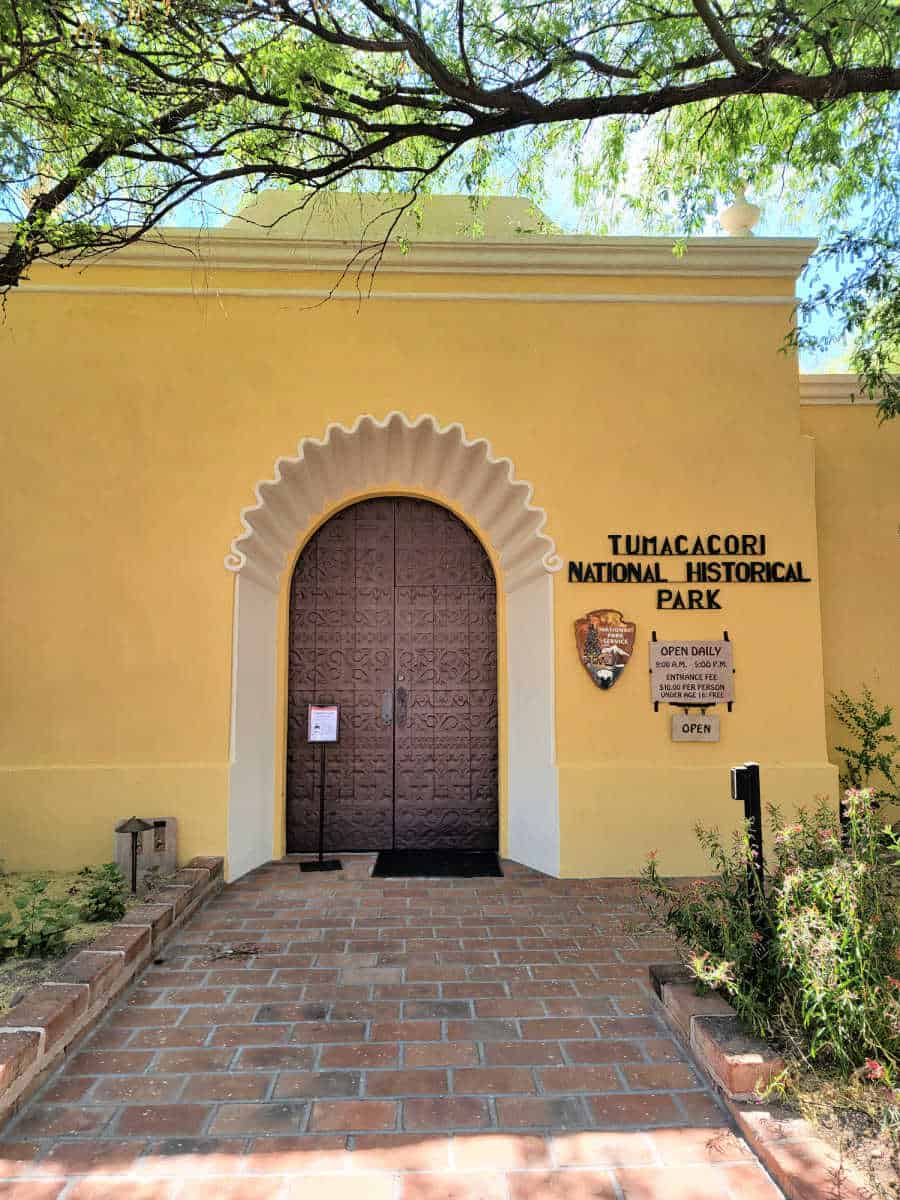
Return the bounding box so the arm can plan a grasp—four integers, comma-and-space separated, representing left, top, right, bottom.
0, 97, 205, 290
690, 0, 759, 77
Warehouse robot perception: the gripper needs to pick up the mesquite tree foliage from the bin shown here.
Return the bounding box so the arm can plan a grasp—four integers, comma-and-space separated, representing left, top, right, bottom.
1, 0, 898, 416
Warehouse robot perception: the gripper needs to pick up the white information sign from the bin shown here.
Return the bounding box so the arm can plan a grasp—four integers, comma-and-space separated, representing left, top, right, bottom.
650, 640, 734, 705
307, 704, 340, 743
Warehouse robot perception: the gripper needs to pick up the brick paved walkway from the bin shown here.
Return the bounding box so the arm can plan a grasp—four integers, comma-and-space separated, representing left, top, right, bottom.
0, 857, 783, 1198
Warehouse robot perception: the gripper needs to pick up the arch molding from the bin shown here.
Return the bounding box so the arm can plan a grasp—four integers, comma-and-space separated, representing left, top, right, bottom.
226, 413, 560, 881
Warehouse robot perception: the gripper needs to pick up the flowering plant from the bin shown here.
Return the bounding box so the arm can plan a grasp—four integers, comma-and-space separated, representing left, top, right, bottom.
640, 788, 899, 1076
641, 820, 777, 1037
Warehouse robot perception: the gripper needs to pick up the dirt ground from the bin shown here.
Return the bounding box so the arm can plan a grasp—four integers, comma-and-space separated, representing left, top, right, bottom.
776, 1068, 899, 1199
0, 869, 155, 1010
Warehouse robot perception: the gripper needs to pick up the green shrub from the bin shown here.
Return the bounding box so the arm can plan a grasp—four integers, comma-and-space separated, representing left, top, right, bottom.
832, 685, 899, 808
641, 789, 900, 1079
641, 825, 778, 1037
78, 863, 127, 922
0, 878, 77, 959
772, 790, 899, 1074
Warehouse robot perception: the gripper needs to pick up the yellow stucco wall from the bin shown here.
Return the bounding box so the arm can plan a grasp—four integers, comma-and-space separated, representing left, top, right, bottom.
800, 404, 900, 820
1, 235, 857, 877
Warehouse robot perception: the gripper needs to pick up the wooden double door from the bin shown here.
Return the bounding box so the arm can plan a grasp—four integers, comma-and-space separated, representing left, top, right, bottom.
286, 498, 498, 852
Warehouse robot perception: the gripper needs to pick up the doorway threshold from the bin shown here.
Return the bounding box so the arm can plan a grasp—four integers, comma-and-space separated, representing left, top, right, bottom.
372, 849, 503, 878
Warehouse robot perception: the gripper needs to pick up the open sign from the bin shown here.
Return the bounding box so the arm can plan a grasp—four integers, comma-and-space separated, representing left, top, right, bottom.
671, 714, 720, 742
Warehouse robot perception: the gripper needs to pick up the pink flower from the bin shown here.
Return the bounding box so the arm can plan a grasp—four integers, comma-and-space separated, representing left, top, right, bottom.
777, 824, 803, 842
864, 1059, 885, 1081
648, 849, 658, 861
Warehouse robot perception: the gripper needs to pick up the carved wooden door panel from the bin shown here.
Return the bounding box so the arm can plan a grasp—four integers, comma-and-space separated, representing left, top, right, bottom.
394, 501, 498, 849
286, 500, 395, 852
286, 498, 497, 852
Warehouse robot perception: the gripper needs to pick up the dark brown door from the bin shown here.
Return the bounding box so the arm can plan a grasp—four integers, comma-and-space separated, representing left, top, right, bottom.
286, 498, 498, 852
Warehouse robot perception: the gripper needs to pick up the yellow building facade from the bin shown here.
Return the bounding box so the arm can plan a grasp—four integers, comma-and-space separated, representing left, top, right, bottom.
2, 195, 897, 880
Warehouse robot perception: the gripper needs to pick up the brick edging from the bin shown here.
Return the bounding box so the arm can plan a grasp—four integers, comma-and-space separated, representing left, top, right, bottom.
0, 855, 224, 1129
648, 963, 874, 1200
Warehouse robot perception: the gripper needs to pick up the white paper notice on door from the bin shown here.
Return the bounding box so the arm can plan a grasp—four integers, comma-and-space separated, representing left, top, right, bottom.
307, 704, 340, 743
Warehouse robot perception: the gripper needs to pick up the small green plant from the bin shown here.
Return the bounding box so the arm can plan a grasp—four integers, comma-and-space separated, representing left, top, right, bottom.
641, 789, 900, 1077
141, 865, 162, 893
141, 865, 176, 896
78, 863, 127, 922
0, 878, 77, 959
832, 686, 899, 807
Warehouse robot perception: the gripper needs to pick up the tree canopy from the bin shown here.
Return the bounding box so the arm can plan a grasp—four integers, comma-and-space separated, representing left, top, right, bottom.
1, 0, 898, 416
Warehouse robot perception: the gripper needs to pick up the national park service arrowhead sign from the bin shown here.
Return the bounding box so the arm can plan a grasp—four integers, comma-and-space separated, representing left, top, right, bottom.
575, 609, 636, 690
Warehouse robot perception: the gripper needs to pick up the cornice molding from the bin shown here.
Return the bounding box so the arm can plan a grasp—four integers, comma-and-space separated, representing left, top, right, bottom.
12, 282, 794, 305
2, 225, 817, 280
799, 374, 879, 406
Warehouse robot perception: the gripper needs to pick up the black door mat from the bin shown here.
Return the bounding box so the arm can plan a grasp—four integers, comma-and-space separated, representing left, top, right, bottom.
372, 850, 503, 878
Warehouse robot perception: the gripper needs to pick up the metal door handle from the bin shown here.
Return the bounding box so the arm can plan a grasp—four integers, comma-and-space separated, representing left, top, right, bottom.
396, 686, 408, 727
381, 688, 393, 725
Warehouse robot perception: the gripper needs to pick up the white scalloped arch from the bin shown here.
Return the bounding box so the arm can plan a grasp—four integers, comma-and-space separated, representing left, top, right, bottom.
226, 413, 561, 882
225, 412, 563, 594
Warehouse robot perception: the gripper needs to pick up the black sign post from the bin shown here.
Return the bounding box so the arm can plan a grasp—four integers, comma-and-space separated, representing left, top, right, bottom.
730, 761, 766, 935
301, 705, 342, 874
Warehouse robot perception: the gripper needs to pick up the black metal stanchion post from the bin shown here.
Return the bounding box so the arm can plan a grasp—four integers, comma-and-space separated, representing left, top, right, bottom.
731, 761, 766, 936
743, 761, 765, 900
839, 790, 850, 850
317, 742, 326, 863
301, 710, 342, 873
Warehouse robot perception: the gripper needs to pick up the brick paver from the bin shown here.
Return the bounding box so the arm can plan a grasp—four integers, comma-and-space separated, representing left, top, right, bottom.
0, 856, 783, 1197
